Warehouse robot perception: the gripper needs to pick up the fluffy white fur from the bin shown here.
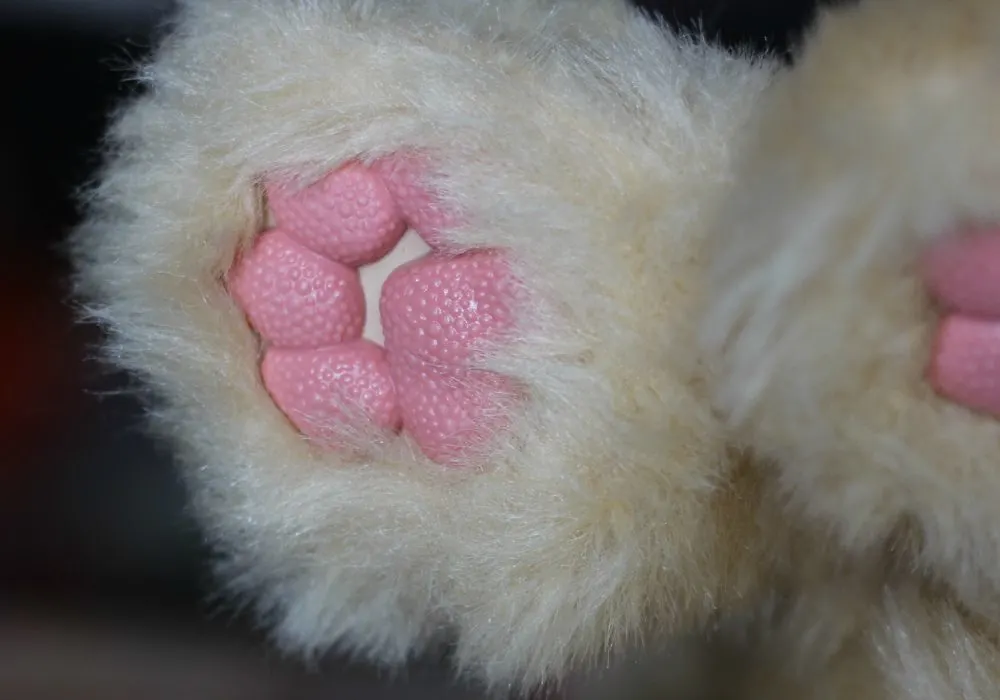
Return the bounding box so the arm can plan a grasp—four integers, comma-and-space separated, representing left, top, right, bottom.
72, 0, 1000, 696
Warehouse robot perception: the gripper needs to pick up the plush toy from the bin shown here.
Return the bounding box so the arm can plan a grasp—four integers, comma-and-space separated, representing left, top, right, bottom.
72, 0, 1000, 696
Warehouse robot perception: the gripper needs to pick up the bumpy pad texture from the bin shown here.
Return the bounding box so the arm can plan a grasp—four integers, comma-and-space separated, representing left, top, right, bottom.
382, 251, 520, 463
263, 342, 402, 437
925, 228, 1000, 417
924, 228, 1000, 318
931, 317, 1000, 416
232, 159, 518, 464
231, 231, 366, 349
373, 155, 456, 248
269, 164, 406, 266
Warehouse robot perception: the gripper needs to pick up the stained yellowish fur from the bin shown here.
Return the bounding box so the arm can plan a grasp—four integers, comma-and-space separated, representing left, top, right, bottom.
72, 0, 1000, 696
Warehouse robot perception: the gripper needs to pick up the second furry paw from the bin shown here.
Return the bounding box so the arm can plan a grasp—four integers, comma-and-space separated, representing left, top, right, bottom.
701, 0, 1000, 619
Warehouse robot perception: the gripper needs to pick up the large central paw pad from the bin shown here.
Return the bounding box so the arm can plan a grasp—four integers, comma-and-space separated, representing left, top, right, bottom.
229, 158, 522, 465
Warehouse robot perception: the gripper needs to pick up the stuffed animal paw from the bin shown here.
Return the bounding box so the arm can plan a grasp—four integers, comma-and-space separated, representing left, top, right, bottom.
73, 0, 793, 692
76, 0, 1000, 695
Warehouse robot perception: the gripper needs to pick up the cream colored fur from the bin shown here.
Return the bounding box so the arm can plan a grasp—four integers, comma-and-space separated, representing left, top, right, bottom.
72, 0, 1000, 696
722, 584, 1000, 700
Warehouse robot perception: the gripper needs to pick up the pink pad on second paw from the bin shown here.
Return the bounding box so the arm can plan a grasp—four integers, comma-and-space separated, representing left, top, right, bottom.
923, 226, 1000, 317
230, 231, 365, 349
262, 340, 402, 442
928, 316, 1000, 417
267, 163, 407, 267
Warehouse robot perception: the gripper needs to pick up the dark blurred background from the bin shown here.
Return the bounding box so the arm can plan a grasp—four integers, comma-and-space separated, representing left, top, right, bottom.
0, 1, 820, 697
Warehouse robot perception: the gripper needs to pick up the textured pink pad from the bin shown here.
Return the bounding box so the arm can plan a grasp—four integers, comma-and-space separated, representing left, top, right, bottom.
380, 251, 516, 365
372, 154, 457, 248
230, 230, 365, 349
268, 163, 407, 267
929, 317, 1000, 416
923, 226, 1000, 317
262, 340, 401, 436
924, 226, 1000, 416
392, 360, 519, 464
232, 157, 518, 464
381, 251, 518, 463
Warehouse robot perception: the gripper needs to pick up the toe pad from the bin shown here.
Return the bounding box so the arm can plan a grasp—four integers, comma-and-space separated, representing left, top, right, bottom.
263, 341, 402, 438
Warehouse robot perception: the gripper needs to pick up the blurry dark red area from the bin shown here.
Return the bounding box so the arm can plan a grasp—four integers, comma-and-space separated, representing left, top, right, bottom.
0, 21, 201, 602
0, 255, 84, 475
0, 29, 112, 485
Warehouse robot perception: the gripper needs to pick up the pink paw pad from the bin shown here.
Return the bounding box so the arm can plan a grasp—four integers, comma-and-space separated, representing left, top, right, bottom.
262, 341, 401, 438
230, 155, 521, 465
928, 317, 1000, 416
392, 361, 519, 464
381, 251, 519, 463
924, 227, 1000, 318
267, 164, 407, 266
229, 231, 365, 349
923, 226, 1000, 416
380, 251, 516, 366
372, 154, 458, 248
